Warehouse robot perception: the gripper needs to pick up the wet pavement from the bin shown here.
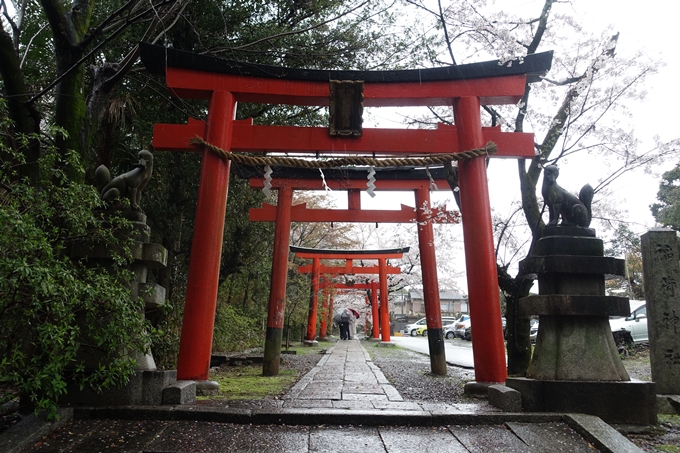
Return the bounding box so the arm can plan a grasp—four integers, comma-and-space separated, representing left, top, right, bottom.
2, 339, 643, 452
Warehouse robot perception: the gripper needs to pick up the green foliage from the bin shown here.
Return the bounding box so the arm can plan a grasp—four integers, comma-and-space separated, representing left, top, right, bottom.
651, 165, 680, 231
212, 302, 263, 353
0, 103, 153, 420
604, 224, 645, 299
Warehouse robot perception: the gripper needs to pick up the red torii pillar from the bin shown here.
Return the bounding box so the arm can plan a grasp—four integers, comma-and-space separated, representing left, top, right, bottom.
305, 258, 321, 344
263, 186, 293, 375
371, 280, 380, 339
176, 91, 235, 381
455, 97, 506, 388
378, 258, 391, 343
415, 187, 446, 375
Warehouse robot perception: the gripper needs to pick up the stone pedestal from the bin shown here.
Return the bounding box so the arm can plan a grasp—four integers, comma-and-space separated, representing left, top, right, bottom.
64, 211, 185, 406
506, 226, 657, 425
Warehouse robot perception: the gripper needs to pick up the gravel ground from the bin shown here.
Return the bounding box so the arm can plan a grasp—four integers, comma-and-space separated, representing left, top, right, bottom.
363, 340, 479, 404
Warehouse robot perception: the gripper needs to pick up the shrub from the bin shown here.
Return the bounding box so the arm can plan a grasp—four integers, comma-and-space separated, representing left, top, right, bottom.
0, 107, 154, 420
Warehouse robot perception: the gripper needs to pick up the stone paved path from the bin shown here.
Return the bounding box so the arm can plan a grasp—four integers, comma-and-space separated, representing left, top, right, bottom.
283, 339, 424, 411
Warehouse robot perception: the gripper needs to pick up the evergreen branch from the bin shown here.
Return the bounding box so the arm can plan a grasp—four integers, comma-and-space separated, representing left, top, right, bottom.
225, 1, 370, 52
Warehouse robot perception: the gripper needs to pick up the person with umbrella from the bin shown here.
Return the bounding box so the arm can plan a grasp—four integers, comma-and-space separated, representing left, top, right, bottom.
333, 308, 351, 340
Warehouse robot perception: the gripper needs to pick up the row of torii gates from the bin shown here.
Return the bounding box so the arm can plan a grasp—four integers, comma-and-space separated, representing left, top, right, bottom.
293, 245, 406, 343
140, 43, 553, 389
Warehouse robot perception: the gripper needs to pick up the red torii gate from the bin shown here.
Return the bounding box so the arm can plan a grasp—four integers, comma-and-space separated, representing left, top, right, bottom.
296, 260, 400, 340
292, 246, 407, 345
247, 166, 458, 375
320, 280, 380, 340
140, 43, 552, 389
322, 282, 381, 340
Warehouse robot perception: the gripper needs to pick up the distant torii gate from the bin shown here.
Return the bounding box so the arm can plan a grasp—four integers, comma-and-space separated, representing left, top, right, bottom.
140, 43, 552, 389
323, 282, 381, 339
291, 246, 407, 345
296, 258, 401, 341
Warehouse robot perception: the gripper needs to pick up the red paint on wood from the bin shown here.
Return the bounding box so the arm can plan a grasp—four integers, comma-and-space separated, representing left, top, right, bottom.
177, 91, 235, 381
294, 250, 406, 260
455, 97, 507, 384
306, 258, 321, 341
165, 67, 526, 107
415, 188, 443, 331
153, 119, 535, 158
297, 264, 401, 274
266, 187, 293, 330
379, 258, 391, 343
371, 281, 380, 339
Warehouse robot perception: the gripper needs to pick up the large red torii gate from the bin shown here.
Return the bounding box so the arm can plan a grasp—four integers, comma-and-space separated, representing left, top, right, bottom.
140, 43, 552, 389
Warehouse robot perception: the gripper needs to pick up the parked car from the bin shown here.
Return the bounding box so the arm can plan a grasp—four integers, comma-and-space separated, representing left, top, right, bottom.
404, 318, 427, 336
405, 317, 457, 336
460, 316, 505, 342
416, 318, 456, 337
444, 315, 470, 339
530, 319, 539, 344
610, 301, 648, 344
451, 317, 472, 339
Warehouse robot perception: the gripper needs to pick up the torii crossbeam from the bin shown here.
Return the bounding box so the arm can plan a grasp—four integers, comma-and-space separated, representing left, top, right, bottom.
141, 43, 552, 387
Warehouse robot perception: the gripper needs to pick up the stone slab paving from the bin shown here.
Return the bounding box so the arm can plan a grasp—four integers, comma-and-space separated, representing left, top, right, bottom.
282, 339, 410, 411
14, 419, 607, 452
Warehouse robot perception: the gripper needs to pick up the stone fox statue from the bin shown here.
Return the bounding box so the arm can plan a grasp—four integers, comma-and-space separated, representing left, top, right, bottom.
541, 165, 594, 227
95, 150, 153, 211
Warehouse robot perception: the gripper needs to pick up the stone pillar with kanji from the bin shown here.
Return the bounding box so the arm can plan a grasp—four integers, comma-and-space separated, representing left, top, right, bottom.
642, 229, 680, 413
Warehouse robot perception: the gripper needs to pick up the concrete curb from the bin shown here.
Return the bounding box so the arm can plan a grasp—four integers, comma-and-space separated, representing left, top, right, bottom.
564, 413, 645, 453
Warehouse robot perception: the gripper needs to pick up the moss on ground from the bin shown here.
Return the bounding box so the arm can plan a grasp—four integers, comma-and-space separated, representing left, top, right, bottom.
200, 365, 297, 401
199, 345, 325, 401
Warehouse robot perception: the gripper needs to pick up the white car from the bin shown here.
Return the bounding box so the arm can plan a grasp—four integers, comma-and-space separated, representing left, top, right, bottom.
610, 301, 648, 344
450, 316, 472, 339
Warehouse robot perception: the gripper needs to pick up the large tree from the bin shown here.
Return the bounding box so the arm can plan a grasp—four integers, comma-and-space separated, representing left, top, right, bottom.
402, 0, 678, 374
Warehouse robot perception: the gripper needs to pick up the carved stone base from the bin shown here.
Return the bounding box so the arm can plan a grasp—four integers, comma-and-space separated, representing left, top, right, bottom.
527, 316, 629, 381
506, 377, 657, 425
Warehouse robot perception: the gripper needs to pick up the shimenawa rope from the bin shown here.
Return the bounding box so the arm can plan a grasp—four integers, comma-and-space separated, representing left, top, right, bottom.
190, 137, 496, 168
